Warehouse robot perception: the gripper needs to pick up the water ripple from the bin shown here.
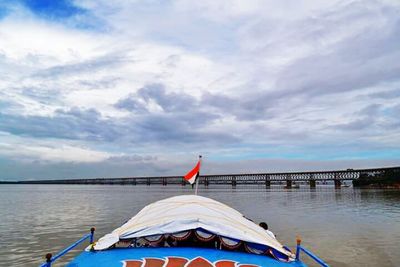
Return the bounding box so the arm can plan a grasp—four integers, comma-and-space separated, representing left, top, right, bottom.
0, 185, 399, 267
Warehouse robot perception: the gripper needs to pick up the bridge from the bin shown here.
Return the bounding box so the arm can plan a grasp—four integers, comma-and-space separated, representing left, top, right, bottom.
2, 166, 399, 188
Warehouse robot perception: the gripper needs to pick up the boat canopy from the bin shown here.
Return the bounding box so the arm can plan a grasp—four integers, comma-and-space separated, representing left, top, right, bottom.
93, 195, 294, 259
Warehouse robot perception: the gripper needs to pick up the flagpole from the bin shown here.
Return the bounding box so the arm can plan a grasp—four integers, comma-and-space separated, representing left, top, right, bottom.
195, 155, 202, 195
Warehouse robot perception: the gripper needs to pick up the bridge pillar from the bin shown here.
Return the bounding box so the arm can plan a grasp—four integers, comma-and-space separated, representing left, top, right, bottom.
310, 179, 316, 188
162, 178, 167, 186
265, 175, 271, 188
232, 176, 237, 187
286, 180, 292, 188
146, 178, 150, 186
204, 177, 209, 187
181, 178, 186, 186
334, 180, 341, 188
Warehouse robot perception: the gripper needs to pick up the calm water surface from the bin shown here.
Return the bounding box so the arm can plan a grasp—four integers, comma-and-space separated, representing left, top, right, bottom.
0, 185, 399, 267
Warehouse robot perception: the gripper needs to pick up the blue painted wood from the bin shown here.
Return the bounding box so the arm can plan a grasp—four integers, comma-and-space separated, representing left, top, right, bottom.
297, 246, 329, 267
39, 231, 94, 267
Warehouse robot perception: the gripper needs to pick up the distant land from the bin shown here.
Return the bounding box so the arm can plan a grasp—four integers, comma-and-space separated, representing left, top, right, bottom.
353, 168, 400, 188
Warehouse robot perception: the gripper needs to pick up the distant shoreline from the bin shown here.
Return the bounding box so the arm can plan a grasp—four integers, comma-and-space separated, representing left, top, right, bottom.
353, 168, 400, 189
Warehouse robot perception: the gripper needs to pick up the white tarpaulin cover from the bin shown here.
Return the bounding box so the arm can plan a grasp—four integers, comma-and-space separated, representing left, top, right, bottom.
93, 195, 294, 258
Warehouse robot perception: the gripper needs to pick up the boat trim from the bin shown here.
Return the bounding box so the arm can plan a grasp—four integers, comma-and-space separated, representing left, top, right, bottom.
295, 238, 329, 267
39, 228, 95, 267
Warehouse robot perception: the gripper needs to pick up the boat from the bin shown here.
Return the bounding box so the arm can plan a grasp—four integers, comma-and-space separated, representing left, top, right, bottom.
284, 184, 300, 189
342, 182, 351, 188
40, 195, 329, 267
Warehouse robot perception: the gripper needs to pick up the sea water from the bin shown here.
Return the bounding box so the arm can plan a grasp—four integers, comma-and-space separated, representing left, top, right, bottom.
0, 184, 399, 267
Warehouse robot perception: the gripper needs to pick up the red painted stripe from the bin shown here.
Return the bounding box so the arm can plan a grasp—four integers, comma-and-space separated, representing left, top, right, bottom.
125, 260, 142, 267
165, 257, 189, 267
143, 258, 164, 267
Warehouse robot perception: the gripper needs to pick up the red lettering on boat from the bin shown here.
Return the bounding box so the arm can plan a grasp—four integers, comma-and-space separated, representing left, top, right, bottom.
123, 256, 260, 267
165, 257, 189, 267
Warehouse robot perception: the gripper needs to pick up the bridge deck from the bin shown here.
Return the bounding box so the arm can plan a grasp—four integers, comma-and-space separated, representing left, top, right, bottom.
2, 166, 398, 187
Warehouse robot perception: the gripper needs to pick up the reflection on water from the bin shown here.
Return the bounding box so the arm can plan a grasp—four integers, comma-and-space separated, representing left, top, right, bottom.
0, 185, 399, 267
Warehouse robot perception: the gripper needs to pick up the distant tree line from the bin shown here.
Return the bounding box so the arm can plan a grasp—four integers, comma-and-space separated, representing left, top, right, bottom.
353, 169, 400, 187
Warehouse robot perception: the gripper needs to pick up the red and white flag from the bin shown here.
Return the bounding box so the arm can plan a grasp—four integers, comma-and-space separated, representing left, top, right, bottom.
184, 159, 201, 185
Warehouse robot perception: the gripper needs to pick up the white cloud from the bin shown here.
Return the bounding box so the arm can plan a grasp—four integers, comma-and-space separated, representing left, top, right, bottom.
0, 134, 111, 163
0, 0, 399, 179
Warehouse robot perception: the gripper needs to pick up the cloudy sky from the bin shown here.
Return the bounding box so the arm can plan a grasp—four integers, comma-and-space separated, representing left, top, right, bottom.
0, 0, 399, 180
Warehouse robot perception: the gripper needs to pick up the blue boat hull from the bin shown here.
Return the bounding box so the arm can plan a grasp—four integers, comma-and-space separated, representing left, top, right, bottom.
68, 247, 307, 267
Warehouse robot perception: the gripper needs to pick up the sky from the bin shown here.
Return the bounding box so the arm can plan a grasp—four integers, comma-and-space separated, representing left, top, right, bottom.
0, 0, 400, 180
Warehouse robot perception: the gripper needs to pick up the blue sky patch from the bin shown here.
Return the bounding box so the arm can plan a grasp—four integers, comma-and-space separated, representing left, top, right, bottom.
20, 0, 85, 19
0, 2, 10, 19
